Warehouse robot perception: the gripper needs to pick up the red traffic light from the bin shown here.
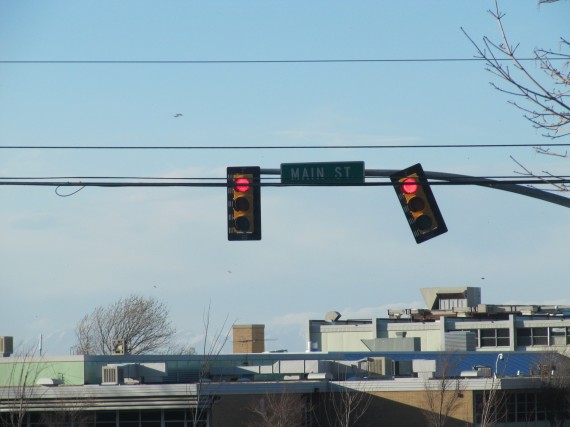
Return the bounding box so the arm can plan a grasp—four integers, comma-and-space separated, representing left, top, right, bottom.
401, 177, 419, 194
235, 177, 251, 193
390, 163, 447, 244
227, 167, 261, 241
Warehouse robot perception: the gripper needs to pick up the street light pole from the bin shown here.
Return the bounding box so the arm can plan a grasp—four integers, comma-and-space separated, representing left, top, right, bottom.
495, 353, 504, 379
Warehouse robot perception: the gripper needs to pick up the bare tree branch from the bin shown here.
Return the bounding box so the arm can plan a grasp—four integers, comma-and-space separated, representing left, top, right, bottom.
536, 352, 570, 427
534, 146, 569, 158
247, 393, 308, 427
422, 354, 465, 427
0, 345, 44, 427
73, 295, 179, 355
462, 0, 570, 139
510, 156, 570, 192
315, 378, 373, 427
189, 301, 235, 426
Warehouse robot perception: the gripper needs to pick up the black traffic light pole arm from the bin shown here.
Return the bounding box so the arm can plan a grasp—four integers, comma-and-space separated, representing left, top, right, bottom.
260, 168, 570, 209
380, 169, 570, 209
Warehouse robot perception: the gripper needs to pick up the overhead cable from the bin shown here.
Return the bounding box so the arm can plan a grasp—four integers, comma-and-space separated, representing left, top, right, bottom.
1, 143, 570, 150
0, 57, 563, 65
1, 179, 569, 187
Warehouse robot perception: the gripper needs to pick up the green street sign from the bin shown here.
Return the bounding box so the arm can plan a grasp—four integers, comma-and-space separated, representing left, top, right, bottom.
281, 161, 365, 184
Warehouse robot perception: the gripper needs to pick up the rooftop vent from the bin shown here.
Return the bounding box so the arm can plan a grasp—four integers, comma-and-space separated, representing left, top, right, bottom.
363, 357, 393, 376
112, 339, 127, 355
36, 377, 63, 386
325, 311, 341, 322
102, 366, 124, 385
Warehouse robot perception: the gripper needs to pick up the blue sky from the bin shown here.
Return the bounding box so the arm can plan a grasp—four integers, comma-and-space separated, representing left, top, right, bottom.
1, 0, 569, 355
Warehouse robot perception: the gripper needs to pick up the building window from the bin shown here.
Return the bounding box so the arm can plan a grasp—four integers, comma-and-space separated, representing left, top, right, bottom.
517, 327, 551, 346
141, 410, 162, 427
165, 410, 187, 427
475, 391, 545, 423
95, 411, 116, 426
119, 411, 140, 426
533, 327, 548, 345
496, 328, 510, 346
439, 297, 467, 310
28, 412, 96, 426
7, 409, 207, 427
517, 328, 532, 346
480, 328, 510, 347
550, 326, 570, 346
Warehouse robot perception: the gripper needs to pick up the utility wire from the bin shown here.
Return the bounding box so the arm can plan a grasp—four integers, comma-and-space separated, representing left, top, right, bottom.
2, 174, 567, 207
1, 143, 570, 150
0, 57, 562, 65
1, 179, 569, 187
1, 174, 569, 181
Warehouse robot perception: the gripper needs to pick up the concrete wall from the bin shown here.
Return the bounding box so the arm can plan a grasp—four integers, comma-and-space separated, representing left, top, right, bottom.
320, 329, 371, 352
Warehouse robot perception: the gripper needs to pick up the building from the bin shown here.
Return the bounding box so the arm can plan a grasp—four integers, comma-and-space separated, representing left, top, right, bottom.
1, 343, 569, 426
307, 287, 570, 353
2, 287, 570, 427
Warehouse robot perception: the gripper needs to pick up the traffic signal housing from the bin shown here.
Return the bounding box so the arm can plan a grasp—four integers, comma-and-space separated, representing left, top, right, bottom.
390, 163, 447, 244
227, 166, 261, 241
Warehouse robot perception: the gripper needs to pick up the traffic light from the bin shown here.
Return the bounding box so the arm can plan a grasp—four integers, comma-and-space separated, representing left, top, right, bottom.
227, 166, 261, 241
390, 163, 447, 244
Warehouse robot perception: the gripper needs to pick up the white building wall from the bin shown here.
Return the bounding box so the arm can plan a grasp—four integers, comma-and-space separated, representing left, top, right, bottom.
321, 331, 371, 352
385, 321, 442, 351
310, 314, 570, 354
317, 324, 374, 352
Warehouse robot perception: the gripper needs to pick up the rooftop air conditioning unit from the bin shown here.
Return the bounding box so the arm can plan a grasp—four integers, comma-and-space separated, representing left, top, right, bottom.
0, 337, 14, 357
102, 365, 124, 385
366, 357, 393, 376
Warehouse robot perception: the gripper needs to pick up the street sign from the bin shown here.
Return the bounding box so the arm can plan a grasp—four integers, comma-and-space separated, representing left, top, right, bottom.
281, 161, 365, 184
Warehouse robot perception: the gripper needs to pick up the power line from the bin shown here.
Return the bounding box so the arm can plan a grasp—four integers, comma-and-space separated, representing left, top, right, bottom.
1, 174, 569, 181
0, 57, 562, 65
1, 143, 569, 150
2, 172, 567, 207
1, 179, 569, 187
